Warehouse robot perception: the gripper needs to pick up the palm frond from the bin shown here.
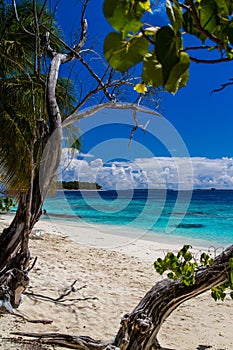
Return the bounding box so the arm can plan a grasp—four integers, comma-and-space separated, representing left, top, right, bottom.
0, 110, 30, 196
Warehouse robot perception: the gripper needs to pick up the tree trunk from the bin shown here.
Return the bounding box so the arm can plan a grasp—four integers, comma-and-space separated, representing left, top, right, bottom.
0, 174, 43, 310
113, 244, 233, 349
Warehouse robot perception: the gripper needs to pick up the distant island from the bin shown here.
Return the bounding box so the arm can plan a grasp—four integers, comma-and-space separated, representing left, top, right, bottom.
59, 181, 102, 190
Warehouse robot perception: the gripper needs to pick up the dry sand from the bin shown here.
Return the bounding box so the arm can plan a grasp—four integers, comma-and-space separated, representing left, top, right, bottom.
0, 214, 233, 350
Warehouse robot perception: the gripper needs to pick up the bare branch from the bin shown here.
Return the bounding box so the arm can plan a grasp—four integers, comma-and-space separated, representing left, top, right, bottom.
189, 56, 232, 64
38, 0, 49, 20
12, 0, 35, 36
128, 109, 151, 148
13, 312, 52, 324
75, 0, 89, 52
182, 45, 218, 52
64, 102, 161, 127
211, 78, 233, 93
12, 332, 112, 350
23, 282, 98, 306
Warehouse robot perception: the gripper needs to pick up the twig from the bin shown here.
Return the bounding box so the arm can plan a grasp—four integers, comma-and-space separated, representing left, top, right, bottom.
13, 312, 53, 324
190, 56, 232, 64
56, 280, 78, 301
23, 282, 98, 306
11, 332, 112, 350
24, 291, 98, 305
12, 0, 35, 36
211, 78, 233, 93
27, 256, 37, 272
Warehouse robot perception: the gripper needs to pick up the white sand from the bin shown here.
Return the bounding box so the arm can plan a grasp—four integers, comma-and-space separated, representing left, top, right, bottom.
0, 213, 233, 350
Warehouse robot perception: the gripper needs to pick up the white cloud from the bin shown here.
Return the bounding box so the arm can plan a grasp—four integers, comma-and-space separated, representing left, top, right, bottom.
59, 151, 233, 190
151, 0, 166, 17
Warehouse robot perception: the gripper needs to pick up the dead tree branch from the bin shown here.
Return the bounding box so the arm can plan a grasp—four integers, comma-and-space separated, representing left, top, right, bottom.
23, 282, 98, 306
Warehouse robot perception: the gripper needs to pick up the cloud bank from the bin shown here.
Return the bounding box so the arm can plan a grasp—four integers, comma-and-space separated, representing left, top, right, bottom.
59, 150, 233, 190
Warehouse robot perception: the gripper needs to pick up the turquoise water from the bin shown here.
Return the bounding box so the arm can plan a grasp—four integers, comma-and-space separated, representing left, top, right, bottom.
44, 189, 233, 246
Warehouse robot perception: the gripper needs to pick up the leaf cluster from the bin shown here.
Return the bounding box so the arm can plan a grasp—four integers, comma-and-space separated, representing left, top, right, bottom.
0, 196, 15, 212
103, 0, 233, 93
154, 245, 233, 302
154, 245, 202, 286
211, 258, 233, 301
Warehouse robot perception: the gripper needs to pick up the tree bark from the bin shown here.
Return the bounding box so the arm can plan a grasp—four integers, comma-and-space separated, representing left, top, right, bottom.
113, 244, 233, 350
0, 176, 43, 310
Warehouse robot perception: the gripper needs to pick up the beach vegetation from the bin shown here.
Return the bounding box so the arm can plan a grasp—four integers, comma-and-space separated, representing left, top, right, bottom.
0, 1, 233, 350
0, 196, 15, 212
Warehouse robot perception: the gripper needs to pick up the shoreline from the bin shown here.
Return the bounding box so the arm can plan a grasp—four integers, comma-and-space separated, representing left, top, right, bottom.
0, 213, 233, 349
2, 211, 228, 261
41, 212, 228, 251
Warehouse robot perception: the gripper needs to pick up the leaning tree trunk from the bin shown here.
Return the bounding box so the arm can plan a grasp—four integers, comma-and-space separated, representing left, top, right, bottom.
113, 245, 233, 349
15, 244, 233, 350
0, 20, 85, 312
0, 173, 44, 311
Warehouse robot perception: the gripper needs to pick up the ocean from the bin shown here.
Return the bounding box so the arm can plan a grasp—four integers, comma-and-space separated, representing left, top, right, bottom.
43, 189, 233, 247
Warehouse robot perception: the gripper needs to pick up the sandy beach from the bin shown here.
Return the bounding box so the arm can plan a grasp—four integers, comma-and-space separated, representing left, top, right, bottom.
0, 213, 233, 350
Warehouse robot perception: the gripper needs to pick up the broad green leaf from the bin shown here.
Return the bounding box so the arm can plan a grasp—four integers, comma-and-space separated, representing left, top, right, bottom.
155, 26, 181, 84
183, 9, 204, 41
223, 21, 233, 45
165, 52, 190, 93
199, 0, 220, 32
104, 32, 149, 72
134, 82, 148, 93
183, 0, 220, 43
166, 0, 183, 33
103, 0, 147, 37
215, 0, 233, 17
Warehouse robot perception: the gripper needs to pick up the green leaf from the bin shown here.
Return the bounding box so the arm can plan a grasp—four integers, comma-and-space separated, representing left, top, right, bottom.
103, 0, 146, 37
167, 272, 176, 280
229, 257, 233, 268
223, 21, 233, 45
199, 0, 220, 32
183, 0, 220, 43
155, 26, 181, 84
177, 244, 192, 259
0, 196, 15, 212
142, 53, 163, 88
165, 52, 190, 93
166, 0, 183, 33
104, 32, 149, 72
200, 252, 213, 266
215, 0, 233, 17
211, 287, 227, 301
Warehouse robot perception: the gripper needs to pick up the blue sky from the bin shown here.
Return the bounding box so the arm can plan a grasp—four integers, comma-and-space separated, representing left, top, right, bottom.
54, 1, 233, 189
